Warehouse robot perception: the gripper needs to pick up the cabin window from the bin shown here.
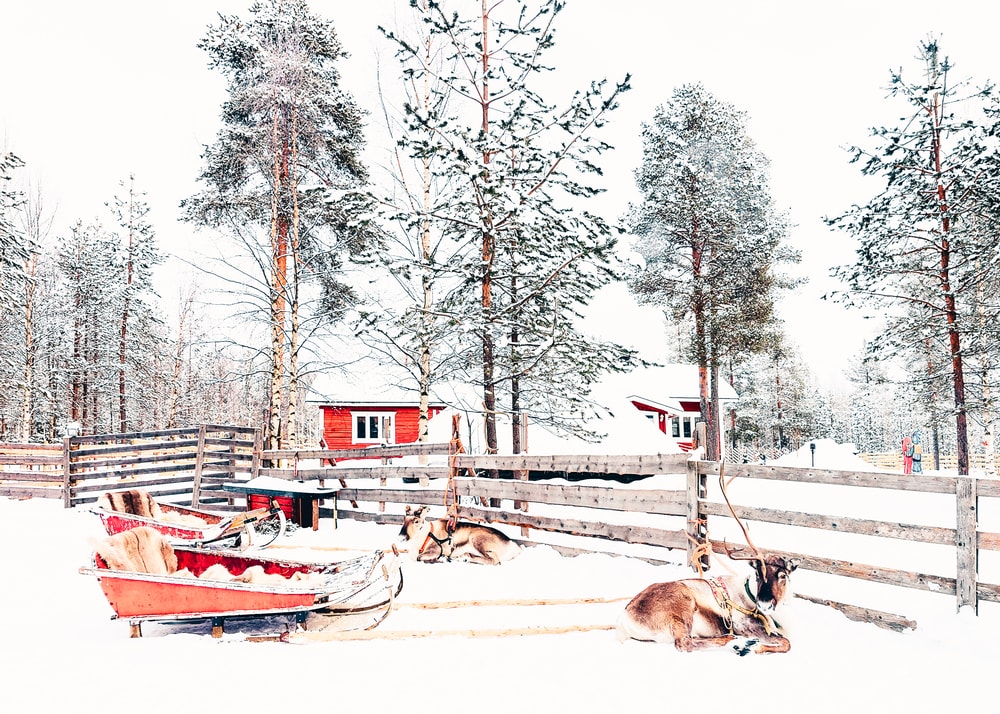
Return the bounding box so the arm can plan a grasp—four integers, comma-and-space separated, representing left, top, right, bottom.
352, 412, 395, 444
671, 418, 680, 438
682, 418, 692, 438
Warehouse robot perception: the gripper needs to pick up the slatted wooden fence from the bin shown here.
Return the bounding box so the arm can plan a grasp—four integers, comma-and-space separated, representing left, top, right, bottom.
0, 425, 258, 508
295, 450, 1000, 615
4, 428, 999, 615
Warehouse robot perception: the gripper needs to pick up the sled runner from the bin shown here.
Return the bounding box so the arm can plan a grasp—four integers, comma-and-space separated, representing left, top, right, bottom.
80, 526, 402, 638
92, 488, 287, 549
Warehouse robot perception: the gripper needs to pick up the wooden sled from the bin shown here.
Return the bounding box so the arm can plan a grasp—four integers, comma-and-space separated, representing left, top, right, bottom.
80, 526, 402, 638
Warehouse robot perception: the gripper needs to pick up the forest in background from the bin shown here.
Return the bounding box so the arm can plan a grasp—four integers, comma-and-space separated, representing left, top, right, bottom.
1, 2, 996, 471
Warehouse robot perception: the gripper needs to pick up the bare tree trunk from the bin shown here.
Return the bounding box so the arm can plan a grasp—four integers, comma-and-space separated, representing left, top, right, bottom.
287, 105, 301, 448
268, 100, 290, 451
21, 252, 37, 441
479, 0, 498, 455
167, 293, 192, 428
118, 181, 136, 433
929, 86, 969, 474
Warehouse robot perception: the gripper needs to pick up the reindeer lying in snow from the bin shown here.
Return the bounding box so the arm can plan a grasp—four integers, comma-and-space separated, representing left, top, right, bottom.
398, 506, 522, 565
617, 547, 797, 656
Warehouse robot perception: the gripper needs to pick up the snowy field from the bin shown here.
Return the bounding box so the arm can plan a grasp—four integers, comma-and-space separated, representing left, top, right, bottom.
2, 471, 998, 714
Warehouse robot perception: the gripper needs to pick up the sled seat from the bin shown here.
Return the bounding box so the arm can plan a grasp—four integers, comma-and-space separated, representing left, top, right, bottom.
96, 489, 164, 520
94, 526, 178, 575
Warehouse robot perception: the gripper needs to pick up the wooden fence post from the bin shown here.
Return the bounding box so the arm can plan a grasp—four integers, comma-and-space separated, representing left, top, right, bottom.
62, 437, 73, 509
686, 458, 709, 573
191, 425, 207, 508
251, 428, 262, 481
955, 475, 978, 612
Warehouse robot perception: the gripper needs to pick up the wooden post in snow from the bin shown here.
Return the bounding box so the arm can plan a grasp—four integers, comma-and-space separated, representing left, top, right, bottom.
955, 475, 978, 612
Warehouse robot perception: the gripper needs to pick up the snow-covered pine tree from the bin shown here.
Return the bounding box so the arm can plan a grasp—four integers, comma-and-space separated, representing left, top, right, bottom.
629, 84, 797, 459
108, 176, 163, 433
385, 0, 635, 453
182, 0, 373, 450
0, 151, 28, 314
827, 38, 1000, 475
58, 221, 123, 434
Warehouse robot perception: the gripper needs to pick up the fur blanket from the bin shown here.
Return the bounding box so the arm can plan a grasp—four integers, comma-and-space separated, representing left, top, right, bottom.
94, 526, 178, 575
97, 489, 163, 520
94, 525, 320, 587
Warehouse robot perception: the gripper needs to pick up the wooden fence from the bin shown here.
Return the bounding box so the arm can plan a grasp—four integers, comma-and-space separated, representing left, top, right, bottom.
0, 425, 257, 508
3, 426, 999, 616
261, 446, 1000, 617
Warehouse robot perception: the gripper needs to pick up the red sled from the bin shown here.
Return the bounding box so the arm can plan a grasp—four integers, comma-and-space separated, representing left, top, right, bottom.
80, 526, 401, 638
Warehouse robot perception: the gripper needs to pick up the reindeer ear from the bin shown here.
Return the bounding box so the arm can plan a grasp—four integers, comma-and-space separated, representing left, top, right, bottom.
405, 505, 412, 515
414, 506, 426, 518
786, 559, 799, 573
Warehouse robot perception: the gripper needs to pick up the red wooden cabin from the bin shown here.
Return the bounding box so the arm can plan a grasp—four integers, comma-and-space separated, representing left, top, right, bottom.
318, 400, 446, 455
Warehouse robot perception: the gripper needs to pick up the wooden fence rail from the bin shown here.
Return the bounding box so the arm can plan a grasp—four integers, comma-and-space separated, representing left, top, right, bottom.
3, 432, 999, 615
295, 451, 1000, 615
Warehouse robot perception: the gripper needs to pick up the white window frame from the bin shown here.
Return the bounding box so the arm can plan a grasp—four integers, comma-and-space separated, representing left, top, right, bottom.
351, 411, 395, 444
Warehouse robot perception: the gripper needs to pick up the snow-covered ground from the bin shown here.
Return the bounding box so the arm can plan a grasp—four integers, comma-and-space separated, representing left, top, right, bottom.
3, 439, 998, 714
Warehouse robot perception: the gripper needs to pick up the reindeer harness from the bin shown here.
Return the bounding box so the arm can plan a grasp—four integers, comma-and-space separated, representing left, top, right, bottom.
418, 529, 453, 559
707, 577, 778, 636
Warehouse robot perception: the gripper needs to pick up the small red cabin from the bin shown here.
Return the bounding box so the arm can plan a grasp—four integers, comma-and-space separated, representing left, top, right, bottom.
318, 400, 446, 453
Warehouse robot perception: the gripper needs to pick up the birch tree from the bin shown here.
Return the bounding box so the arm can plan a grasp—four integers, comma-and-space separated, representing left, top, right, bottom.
385, 0, 635, 453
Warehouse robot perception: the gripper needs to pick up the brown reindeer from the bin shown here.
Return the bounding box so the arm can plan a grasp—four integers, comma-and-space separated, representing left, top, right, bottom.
398, 506, 522, 565
617, 547, 797, 655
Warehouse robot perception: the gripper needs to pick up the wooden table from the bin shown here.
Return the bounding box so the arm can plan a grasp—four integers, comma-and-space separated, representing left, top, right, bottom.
223, 478, 338, 531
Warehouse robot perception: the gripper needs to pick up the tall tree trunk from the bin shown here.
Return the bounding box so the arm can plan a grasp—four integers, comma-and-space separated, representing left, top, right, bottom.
288, 106, 301, 448
479, 0, 498, 454
417, 17, 434, 448
118, 184, 135, 433
930, 87, 969, 474
268, 104, 290, 451
21, 252, 37, 441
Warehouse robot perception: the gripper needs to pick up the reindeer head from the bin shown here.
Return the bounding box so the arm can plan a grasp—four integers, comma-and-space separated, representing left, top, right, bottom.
399, 505, 430, 542
726, 543, 797, 611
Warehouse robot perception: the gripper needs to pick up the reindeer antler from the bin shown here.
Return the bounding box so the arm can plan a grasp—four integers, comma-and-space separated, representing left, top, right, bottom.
718, 461, 762, 559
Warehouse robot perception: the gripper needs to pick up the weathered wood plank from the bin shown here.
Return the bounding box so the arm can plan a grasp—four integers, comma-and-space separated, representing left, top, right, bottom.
709, 541, 957, 595
704, 462, 958, 494
70, 476, 196, 495
453, 505, 689, 550
976, 479, 1000, 498
263, 442, 452, 462
977, 531, 1000, 551
794, 593, 917, 632
0, 470, 67, 482
0, 485, 61, 499
258, 466, 452, 481
701, 500, 956, 545
451, 453, 690, 475
977, 582, 1000, 603
337, 488, 444, 506
0, 454, 63, 465
452, 479, 686, 514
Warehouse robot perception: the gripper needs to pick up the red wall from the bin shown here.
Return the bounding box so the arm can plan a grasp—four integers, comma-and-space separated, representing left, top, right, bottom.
321, 405, 442, 452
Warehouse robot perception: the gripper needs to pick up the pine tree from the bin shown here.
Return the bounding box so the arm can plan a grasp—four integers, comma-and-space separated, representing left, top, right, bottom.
182, 0, 373, 449
107, 176, 163, 432
0, 151, 28, 313
827, 39, 1000, 474
629, 84, 798, 459
384, 0, 635, 453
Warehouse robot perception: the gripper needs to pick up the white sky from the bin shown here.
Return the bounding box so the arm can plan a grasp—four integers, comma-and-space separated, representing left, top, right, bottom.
3, 1, 1000, 388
